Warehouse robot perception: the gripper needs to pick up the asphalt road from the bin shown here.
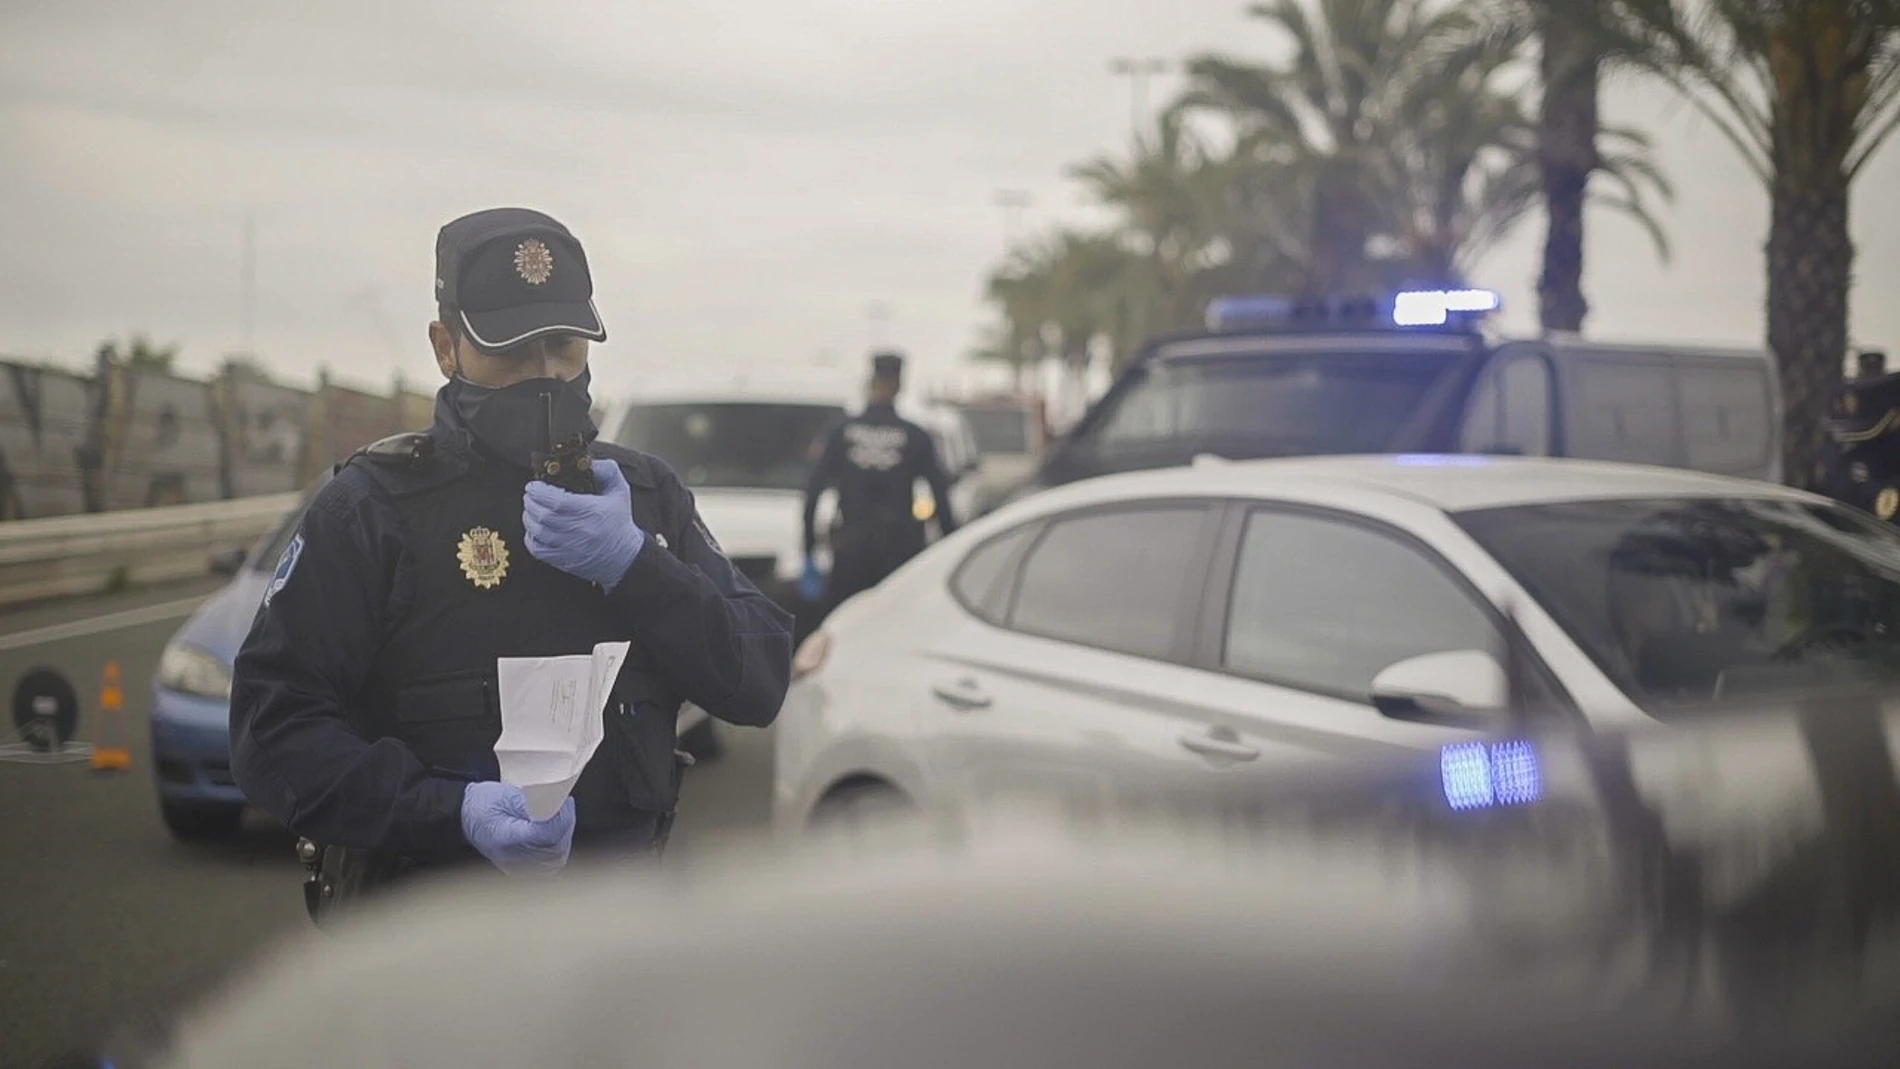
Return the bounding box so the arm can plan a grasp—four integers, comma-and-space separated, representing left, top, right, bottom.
0, 580, 778, 1068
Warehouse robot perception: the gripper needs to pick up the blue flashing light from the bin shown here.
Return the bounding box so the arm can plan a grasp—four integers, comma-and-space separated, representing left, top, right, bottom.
1206, 295, 1297, 332
1393, 288, 1501, 327
1440, 740, 1543, 811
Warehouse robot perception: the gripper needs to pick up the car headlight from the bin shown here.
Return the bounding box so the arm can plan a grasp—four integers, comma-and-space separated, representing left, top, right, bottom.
158, 642, 233, 700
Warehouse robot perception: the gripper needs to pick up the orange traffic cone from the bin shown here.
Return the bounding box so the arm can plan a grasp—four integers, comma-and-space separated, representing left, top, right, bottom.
89, 660, 131, 772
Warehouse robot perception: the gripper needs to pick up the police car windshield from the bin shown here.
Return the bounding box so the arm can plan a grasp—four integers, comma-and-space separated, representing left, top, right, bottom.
1456, 496, 1900, 714
1092, 345, 1463, 457
611, 402, 846, 492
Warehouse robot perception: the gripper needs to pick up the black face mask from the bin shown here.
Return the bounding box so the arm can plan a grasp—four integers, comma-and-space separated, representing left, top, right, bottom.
446, 366, 597, 472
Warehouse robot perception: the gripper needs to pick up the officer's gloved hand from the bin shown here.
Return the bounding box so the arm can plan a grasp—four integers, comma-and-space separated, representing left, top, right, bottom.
523, 458, 645, 591
461, 782, 577, 876
798, 556, 826, 603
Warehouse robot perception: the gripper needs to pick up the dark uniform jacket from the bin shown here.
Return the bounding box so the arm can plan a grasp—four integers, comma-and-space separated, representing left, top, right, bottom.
1819, 372, 1900, 524
801, 402, 957, 556
229, 395, 793, 863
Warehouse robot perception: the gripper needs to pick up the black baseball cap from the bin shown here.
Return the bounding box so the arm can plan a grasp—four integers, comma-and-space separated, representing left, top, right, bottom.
871, 350, 905, 377
435, 207, 607, 353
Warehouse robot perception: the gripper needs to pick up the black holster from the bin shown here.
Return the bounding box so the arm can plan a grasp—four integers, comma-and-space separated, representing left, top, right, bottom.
299, 839, 410, 931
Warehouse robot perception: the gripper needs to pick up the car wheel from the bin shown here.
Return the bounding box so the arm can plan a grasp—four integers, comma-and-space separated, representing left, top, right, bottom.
160, 799, 243, 841
679, 716, 724, 763
808, 780, 915, 839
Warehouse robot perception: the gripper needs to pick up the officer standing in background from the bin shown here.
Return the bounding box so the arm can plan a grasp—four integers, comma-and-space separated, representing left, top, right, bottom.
802, 350, 958, 618
1817, 349, 1900, 523
229, 207, 792, 917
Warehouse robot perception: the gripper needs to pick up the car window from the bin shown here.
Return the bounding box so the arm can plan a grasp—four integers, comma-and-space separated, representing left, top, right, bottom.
1091, 349, 1463, 456
949, 525, 1038, 624
960, 407, 1029, 455
1459, 356, 1552, 457
610, 402, 845, 491
1223, 510, 1500, 698
1456, 496, 1900, 714
1009, 506, 1209, 660
1565, 357, 1678, 466
1678, 364, 1772, 474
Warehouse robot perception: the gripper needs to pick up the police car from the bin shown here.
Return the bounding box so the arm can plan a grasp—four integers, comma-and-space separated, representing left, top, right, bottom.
774, 453, 1900, 835
1006, 289, 1782, 504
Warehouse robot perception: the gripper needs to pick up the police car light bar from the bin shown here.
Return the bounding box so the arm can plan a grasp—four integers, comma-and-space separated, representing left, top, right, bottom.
1205, 290, 1500, 333
1392, 289, 1501, 327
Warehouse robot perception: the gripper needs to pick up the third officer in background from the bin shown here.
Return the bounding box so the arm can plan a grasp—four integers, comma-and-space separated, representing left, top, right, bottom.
802, 351, 958, 618
1817, 349, 1900, 523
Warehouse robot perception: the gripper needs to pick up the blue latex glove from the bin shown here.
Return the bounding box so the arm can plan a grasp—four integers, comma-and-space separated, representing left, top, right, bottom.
523, 458, 645, 591
798, 556, 826, 603
461, 781, 577, 876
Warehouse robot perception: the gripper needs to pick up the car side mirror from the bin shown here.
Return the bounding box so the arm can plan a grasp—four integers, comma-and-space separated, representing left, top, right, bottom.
207, 546, 247, 577
1370, 650, 1507, 729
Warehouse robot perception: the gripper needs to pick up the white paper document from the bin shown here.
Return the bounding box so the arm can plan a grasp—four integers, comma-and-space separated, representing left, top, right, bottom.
493, 642, 630, 821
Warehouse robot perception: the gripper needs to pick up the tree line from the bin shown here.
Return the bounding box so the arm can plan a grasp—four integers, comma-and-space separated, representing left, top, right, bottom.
978, 0, 1900, 488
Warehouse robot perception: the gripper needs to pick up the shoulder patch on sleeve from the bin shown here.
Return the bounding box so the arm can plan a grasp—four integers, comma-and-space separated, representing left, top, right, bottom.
693, 516, 722, 554
264, 531, 304, 608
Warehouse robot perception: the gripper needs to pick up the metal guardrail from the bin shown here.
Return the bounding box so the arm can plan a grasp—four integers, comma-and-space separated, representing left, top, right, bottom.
0, 492, 300, 609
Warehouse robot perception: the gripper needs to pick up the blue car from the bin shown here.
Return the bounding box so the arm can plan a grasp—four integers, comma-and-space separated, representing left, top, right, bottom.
150, 480, 316, 839
150, 474, 725, 841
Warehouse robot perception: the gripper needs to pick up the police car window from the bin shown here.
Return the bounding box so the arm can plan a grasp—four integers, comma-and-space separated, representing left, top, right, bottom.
611, 402, 845, 492
1095, 353, 1459, 455
1009, 507, 1208, 660
1566, 359, 1678, 466
1224, 511, 1499, 698
950, 525, 1038, 624
1679, 364, 1771, 474
1459, 357, 1551, 456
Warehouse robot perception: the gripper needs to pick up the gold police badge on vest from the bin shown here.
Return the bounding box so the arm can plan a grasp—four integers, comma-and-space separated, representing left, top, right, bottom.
457, 527, 511, 589
1877, 487, 1899, 521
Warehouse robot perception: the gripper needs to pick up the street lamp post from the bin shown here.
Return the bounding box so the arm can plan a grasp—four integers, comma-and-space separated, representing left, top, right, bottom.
1108, 56, 1169, 140
992, 188, 1032, 251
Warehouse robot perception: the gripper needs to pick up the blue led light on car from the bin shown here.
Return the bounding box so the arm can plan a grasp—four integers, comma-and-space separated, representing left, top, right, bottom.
1392, 288, 1501, 327
1205, 294, 1297, 331
1440, 740, 1543, 810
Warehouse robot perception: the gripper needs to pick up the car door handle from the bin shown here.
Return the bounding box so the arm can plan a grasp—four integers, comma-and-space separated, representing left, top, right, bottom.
930, 678, 993, 710
1178, 730, 1260, 762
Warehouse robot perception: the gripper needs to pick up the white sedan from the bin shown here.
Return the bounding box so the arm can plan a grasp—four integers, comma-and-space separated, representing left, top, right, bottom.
774, 454, 1900, 833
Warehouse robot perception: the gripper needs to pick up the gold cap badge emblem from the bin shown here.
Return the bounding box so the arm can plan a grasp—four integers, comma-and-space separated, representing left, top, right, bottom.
1844, 392, 1860, 416
514, 238, 554, 286
1877, 487, 1899, 521
457, 526, 511, 589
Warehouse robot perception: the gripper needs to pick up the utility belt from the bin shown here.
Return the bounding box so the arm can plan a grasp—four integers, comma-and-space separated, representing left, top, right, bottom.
298, 752, 692, 931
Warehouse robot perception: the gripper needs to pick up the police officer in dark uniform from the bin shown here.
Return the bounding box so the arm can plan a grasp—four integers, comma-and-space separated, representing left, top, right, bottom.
1817, 350, 1900, 524
801, 350, 957, 617
229, 207, 793, 914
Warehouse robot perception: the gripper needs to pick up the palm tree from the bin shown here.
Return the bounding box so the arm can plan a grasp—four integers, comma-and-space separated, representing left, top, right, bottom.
1386, 16, 1673, 289
1637, 0, 1900, 488
1514, 0, 1682, 332
983, 229, 1141, 382
1176, 0, 1495, 294
1068, 112, 1235, 343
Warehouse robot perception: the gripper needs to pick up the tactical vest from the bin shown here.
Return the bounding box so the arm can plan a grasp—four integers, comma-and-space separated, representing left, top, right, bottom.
346, 433, 688, 832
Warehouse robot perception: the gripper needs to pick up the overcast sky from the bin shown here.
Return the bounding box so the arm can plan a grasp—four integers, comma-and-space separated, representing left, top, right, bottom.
4, 0, 1898, 405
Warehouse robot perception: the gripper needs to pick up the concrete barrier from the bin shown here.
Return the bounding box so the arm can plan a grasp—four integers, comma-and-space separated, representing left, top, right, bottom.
0, 492, 299, 609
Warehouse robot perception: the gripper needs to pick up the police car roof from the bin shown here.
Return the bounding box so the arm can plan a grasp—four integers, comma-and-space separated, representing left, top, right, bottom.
1022, 455, 1816, 516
